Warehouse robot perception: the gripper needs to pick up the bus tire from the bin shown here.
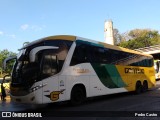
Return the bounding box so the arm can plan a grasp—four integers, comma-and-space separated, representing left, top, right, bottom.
142, 81, 148, 92
70, 85, 86, 105
135, 81, 142, 94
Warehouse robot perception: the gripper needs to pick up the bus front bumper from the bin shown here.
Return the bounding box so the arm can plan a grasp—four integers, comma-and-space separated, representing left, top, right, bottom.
10, 93, 37, 104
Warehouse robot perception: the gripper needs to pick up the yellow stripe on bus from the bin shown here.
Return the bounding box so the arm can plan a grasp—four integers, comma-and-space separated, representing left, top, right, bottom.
44, 35, 76, 41
116, 65, 156, 91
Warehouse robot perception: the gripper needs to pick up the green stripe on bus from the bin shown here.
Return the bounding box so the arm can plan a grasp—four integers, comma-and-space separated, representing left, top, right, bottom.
91, 64, 127, 88
104, 64, 127, 88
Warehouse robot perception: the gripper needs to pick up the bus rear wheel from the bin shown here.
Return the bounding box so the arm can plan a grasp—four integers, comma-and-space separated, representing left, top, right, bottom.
70, 86, 86, 105
135, 81, 142, 94
142, 81, 148, 92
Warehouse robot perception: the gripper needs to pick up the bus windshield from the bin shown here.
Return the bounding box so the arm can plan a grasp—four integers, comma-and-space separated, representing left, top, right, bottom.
13, 53, 58, 85
12, 46, 68, 88
12, 59, 39, 87
8, 39, 72, 96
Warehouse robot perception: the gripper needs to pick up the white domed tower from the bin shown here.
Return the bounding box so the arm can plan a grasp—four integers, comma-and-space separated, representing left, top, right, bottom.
104, 20, 114, 45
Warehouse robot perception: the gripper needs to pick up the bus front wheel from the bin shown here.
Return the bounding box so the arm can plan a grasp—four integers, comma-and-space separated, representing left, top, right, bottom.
70, 86, 86, 105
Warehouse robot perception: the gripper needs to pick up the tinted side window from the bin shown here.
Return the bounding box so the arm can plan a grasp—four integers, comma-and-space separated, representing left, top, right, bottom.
70, 44, 88, 66
70, 41, 153, 67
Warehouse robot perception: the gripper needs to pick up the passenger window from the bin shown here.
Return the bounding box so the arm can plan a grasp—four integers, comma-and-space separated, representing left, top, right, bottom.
70, 44, 88, 65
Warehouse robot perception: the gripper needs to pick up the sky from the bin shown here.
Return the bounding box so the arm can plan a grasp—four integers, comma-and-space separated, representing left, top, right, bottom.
0, 0, 160, 53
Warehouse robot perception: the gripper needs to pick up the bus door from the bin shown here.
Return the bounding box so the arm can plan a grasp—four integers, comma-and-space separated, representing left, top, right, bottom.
40, 50, 61, 103
42, 77, 59, 103
42, 76, 66, 103
58, 75, 66, 101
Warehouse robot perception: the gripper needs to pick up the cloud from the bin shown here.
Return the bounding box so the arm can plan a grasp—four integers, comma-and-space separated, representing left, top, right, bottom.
0, 31, 16, 39
31, 25, 43, 31
8, 34, 16, 39
20, 24, 46, 32
20, 24, 46, 31
21, 24, 29, 30
31, 25, 46, 31
0, 31, 4, 35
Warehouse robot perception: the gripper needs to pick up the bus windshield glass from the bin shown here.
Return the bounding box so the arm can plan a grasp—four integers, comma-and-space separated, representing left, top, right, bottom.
11, 40, 72, 87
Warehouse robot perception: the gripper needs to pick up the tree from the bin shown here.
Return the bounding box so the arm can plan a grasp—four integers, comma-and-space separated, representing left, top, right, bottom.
113, 28, 122, 45
0, 49, 17, 76
0, 67, 2, 76
119, 29, 160, 49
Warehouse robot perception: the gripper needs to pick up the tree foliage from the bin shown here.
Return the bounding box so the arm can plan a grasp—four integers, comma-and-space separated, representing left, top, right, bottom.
0, 49, 17, 77
113, 28, 122, 45
118, 29, 160, 49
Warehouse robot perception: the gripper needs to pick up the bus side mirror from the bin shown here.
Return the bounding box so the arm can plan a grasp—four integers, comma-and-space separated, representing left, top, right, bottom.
2, 74, 11, 84
3, 56, 17, 71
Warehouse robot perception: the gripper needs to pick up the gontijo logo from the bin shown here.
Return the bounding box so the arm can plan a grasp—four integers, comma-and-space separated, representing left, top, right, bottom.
125, 68, 144, 74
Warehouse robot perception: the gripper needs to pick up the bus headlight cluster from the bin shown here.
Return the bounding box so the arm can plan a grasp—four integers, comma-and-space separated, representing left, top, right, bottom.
30, 85, 43, 93
29, 83, 47, 93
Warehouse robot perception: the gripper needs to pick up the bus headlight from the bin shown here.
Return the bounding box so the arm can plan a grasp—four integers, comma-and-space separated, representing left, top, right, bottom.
30, 86, 39, 93
29, 84, 47, 93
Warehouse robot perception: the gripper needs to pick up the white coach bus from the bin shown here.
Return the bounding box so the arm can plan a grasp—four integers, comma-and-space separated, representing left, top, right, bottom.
3, 35, 155, 105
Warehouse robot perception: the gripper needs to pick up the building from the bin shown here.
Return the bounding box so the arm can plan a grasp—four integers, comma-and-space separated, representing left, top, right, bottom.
104, 20, 114, 45
135, 45, 160, 80
134, 44, 160, 59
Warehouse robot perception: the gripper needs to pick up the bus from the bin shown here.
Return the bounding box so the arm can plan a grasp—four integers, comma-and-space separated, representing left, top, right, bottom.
154, 60, 160, 80
3, 35, 156, 105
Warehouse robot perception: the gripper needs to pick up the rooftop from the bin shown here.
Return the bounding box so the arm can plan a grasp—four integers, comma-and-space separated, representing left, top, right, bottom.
134, 44, 160, 55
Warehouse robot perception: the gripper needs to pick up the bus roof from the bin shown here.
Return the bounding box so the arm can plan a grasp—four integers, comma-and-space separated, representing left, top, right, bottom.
76, 36, 152, 57
99, 41, 152, 57
20, 35, 76, 50
20, 35, 152, 57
